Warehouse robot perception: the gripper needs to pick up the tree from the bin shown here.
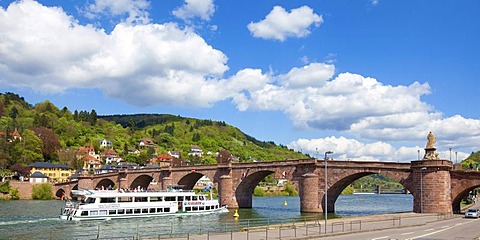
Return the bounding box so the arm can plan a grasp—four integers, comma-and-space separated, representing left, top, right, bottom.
15, 129, 43, 164
10, 163, 31, 178
32, 127, 61, 161
0, 169, 13, 182
89, 109, 97, 126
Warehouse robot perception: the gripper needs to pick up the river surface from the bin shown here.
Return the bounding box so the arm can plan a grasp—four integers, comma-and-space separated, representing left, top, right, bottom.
0, 194, 412, 239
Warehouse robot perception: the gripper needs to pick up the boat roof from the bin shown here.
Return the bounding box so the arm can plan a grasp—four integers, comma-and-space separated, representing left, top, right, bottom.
81, 190, 205, 198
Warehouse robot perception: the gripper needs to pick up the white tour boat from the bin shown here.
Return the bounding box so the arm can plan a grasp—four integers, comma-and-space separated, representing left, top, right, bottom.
59, 186, 228, 221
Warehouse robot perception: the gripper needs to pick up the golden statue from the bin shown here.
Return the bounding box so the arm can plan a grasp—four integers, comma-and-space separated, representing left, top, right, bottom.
426, 131, 436, 148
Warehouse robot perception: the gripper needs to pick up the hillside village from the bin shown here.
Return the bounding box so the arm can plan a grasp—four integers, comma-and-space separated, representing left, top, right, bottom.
0, 92, 306, 184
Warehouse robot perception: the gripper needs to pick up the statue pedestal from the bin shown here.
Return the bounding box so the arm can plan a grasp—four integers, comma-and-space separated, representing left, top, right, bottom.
423, 147, 439, 160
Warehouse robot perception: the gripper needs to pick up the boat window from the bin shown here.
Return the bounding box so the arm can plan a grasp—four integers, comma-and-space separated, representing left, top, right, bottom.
178, 196, 184, 201
109, 210, 116, 215
118, 197, 133, 202
185, 207, 191, 211
206, 206, 210, 210
199, 196, 204, 201
134, 209, 141, 214
118, 209, 125, 214
100, 197, 116, 203
185, 196, 191, 201
164, 208, 170, 212
126, 209, 133, 214
165, 196, 176, 202
81, 211, 88, 216
191, 196, 197, 201
150, 196, 163, 202
142, 209, 148, 213
99, 210, 107, 215
84, 197, 96, 204
156, 208, 163, 212
90, 210, 98, 216
199, 206, 204, 211
135, 197, 148, 202
149, 208, 156, 213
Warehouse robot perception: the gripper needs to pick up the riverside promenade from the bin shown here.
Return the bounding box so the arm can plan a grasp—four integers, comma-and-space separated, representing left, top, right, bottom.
152, 212, 458, 240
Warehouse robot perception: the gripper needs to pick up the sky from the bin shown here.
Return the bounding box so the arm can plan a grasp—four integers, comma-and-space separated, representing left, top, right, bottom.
0, 0, 479, 163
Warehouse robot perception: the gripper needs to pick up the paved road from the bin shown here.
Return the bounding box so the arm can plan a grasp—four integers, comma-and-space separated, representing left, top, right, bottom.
318, 216, 480, 240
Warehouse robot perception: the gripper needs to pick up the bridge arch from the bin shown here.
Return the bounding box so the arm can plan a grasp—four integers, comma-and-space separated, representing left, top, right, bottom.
96, 179, 116, 190
324, 171, 412, 213
130, 175, 154, 190
177, 172, 206, 190
451, 172, 480, 213
236, 170, 276, 208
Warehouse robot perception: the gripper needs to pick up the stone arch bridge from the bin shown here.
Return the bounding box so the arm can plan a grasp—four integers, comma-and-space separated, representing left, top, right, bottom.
54, 158, 480, 214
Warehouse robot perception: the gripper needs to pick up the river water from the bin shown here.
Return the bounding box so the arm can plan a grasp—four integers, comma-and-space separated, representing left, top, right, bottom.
0, 194, 412, 239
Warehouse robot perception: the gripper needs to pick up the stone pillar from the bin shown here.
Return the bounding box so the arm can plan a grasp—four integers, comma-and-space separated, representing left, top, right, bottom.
118, 177, 128, 190
218, 175, 238, 208
376, 185, 381, 194
300, 173, 321, 213
411, 160, 453, 214
162, 177, 173, 190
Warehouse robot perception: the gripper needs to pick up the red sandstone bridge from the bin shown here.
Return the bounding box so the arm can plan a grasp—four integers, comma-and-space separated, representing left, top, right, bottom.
54, 158, 480, 214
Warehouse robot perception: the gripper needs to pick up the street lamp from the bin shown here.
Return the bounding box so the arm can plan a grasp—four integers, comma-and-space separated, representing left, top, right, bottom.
449, 148, 452, 161
417, 149, 420, 160
324, 150, 333, 234
455, 152, 458, 164
420, 167, 426, 213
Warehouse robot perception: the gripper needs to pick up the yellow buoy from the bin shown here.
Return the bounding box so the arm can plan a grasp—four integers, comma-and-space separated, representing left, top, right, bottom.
284, 201, 288, 206
233, 209, 239, 218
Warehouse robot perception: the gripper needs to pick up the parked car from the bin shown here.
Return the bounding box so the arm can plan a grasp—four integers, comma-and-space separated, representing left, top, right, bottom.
465, 208, 479, 218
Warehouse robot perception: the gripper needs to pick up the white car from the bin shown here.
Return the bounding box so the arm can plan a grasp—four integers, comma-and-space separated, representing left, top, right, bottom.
465, 208, 479, 218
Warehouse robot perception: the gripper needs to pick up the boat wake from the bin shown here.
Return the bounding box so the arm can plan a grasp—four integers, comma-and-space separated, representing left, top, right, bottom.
0, 217, 57, 226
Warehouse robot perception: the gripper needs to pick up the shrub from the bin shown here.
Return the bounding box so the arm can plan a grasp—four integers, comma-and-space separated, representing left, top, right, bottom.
283, 182, 298, 196
0, 181, 10, 194
253, 186, 266, 197
32, 183, 53, 200
10, 188, 19, 200
341, 185, 354, 195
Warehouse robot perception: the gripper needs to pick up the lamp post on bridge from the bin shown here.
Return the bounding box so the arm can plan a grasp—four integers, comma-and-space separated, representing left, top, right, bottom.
324, 151, 333, 234
420, 167, 426, 213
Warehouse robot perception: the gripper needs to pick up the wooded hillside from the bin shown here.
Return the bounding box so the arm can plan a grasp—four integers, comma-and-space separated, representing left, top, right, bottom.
0, 92, 307, 170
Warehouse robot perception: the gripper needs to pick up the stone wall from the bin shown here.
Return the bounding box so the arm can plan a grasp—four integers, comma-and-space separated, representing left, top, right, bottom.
8, 181, 55, 200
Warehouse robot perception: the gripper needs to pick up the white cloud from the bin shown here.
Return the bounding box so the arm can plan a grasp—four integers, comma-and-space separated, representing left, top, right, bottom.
1, 1, 479, 158
0, 0, 228, 107
173, 0, 215, 22
83, 0, 151, 24
279, 63, 335, 88
247, 6, 323, 41
371, 0, 379, 6
288, 136, 472, 163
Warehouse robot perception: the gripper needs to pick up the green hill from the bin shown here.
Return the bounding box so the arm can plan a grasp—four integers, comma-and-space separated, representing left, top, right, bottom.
0, 92, 307, 170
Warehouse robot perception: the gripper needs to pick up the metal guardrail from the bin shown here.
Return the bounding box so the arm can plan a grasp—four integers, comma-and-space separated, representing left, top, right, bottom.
32, 213, 459, 240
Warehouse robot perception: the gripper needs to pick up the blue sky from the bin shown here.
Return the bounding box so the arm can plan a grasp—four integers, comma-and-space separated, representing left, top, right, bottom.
1, 0, 479, 162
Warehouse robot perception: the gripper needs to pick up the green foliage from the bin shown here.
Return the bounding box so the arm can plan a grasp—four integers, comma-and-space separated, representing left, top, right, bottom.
253, 186, 267, 197
353, 174, 403, 192
0, 93, 309, 170
32, 183, 53, 200
462, 151, 480, 170
341, 185, 354, 195
282, 181, 298, 196
0, 181, 10, 194
9, 188, 19, 200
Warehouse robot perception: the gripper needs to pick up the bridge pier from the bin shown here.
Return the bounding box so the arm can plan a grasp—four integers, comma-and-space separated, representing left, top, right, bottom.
218, 175, 238, 208
411, 160, 453, 214
162, 177, 173, 190
300, 173, 321, 213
